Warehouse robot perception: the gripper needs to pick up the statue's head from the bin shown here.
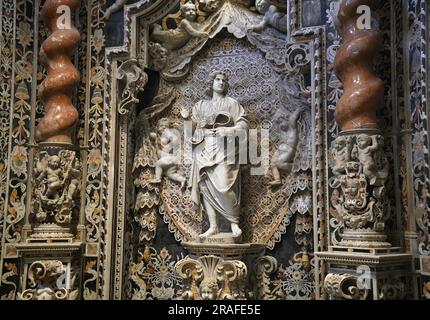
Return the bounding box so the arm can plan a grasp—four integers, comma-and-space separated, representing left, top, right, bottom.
48, 156, 61, 168
206, 70, 229, 97
255, 0, 270, 14
182, 0, 197, 21
199, 278, 219, 300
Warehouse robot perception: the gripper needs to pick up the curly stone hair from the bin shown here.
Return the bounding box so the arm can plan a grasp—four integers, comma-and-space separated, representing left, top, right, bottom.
205, 70, 230, 97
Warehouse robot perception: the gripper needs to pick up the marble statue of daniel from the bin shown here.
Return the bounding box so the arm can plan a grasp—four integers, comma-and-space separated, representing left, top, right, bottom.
182, 71, 249, 240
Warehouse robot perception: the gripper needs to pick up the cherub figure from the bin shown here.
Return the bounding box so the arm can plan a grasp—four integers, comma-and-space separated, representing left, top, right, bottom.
199, 278, 219, 300
353, 134, 380, 185
45, 156, 63, 199
269, 108, 303, 187
331, 136, 352, 177
150, 118, 187, 189
249, 0, 288, 33
150, 0, 209, 51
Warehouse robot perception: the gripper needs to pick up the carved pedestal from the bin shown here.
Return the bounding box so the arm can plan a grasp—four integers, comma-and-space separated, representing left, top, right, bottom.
15, 242, 83, 300
176, 242, 275, 300
14, 144, 84, 299
330, 130, 391, 248
319, 130, 415, 300
316, 248, 414, 300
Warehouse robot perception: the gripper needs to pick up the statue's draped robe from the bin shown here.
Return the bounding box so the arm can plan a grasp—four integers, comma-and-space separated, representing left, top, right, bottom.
189, 96, 248, 224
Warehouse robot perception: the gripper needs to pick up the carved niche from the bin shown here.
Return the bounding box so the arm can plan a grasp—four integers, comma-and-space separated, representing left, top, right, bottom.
105, 0, 326, 300
131, 0, 314, 247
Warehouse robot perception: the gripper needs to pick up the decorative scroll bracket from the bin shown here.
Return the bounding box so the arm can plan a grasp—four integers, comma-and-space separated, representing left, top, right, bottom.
117, 59, 148, 115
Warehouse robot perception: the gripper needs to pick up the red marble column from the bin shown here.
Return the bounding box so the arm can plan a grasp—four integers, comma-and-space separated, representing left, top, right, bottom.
35, 0, 81, 143
29, 0, 82, 240
334, 0, 384, 131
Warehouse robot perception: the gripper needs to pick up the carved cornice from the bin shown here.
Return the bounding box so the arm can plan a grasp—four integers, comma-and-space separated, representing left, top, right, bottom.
316, 251, 413, 267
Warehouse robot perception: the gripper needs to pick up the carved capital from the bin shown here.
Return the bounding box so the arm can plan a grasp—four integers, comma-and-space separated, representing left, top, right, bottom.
117, 59, 148, 115
175, 255, 248, 300
324, 273, 369, 300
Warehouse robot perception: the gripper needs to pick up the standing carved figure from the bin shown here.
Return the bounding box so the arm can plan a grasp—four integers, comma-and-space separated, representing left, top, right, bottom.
182, 71, 249, 240
249, 0, 288, 33
150, 0, 209, 51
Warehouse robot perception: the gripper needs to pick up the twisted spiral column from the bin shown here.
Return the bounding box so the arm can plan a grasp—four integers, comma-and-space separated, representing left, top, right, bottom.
35, 0, 81, 143
334, 0, 383, 131
329, 0, 390, 248
29, 0, 82, 240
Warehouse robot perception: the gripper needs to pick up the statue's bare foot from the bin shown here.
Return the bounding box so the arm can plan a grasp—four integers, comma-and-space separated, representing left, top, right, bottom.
149, 179, 161, 184
269, 179, 282, 187
231, 223, 242, 238
199, 227, 218, 238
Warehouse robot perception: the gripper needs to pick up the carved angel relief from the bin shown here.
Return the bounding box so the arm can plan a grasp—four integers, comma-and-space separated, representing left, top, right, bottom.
248, 0, 288, 33
329, 134, 390, 246
32, 149, 81, 235
151, 0, 209, 51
